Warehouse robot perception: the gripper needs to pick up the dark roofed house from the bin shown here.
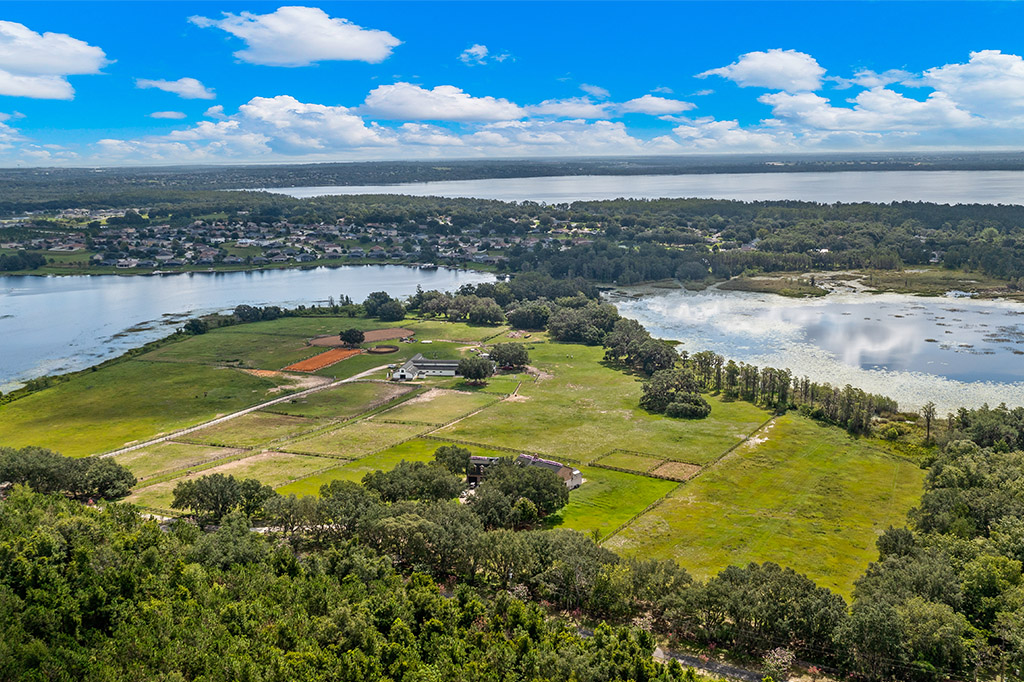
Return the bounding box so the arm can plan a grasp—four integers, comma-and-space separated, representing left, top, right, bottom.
516, 454, 583, 490
465, 453, 583, 490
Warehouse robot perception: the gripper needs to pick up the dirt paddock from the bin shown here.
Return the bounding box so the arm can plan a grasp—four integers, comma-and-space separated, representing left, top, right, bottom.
309, 328, 415, 346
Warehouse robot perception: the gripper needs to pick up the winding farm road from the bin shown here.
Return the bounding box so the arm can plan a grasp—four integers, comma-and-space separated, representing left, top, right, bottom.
97, 365, 393, 459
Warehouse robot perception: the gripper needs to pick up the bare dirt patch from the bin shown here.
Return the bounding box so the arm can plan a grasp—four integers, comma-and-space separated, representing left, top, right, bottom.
240, 369, 332, 392
525, 365, 554, 381
310, 328, 415, 346
650, 461, 701, 481
284, 348, 362, 372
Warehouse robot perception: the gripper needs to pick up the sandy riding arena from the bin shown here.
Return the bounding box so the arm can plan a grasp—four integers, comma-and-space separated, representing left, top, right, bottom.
283, 348, 362, 372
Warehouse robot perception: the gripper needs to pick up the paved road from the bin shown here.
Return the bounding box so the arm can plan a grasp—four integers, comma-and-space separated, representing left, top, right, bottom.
98, 365, 393, 459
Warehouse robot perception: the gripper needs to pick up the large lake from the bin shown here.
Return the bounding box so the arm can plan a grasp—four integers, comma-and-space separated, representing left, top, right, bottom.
0, 265, 493, 393
612, 287, 1024, 413
264, 170, 1024, 205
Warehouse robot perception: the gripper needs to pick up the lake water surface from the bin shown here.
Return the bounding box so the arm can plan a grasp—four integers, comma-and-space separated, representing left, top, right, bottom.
612, 287, 1024, 412
0, 265, 493, 393
264, 170, 1024, 205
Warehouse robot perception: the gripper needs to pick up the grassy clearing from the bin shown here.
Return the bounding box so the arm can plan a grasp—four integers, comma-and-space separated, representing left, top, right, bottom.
604, 414, 925, 597
264, 381, 412, 419
279, 420, 430, 458
184, 412, 319, 448
429, 374, 526, 395
546, 467, 677, 541
595, 451, 664, 473
439, 342, 769, 464
276, 437, 508, 496
375, 389, 499, 424
0, 362, 293, 457
140, 331, 315, 369
126, 451, 333, 510
114, 442, 244, 482
405, 319, 509, 341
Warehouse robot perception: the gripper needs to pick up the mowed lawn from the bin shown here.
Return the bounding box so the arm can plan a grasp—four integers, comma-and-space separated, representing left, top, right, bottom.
276, 438, 508, 496
127, 451, 333, 510
264, 381, 413, 419
375, 389, 499, 424
546, 467, 678, 541
438, 343, 769, 464
114, 441, 245, 482
0, 361, 294, 457
604, 414, 925, 597
139, 330, 317, 370
184, 412, 319, 448
404, 320, 509, 342
279, 420, 431, 458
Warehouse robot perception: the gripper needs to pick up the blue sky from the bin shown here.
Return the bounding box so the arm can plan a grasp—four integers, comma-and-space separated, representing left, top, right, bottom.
2, 1, 1024, 166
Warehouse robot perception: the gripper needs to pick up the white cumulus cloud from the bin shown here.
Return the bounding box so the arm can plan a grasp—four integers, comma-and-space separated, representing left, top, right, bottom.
760, 89, 974, 132
699, 49, 825, 91
362, 82, 524, 121
136, 77, 215, 100
0, 20, 107, 99
619, 95, 695, 115
149, 111, 187, 119
190, 6, 401, 66
919, 50, 1024, 119
459, 44, 488, 65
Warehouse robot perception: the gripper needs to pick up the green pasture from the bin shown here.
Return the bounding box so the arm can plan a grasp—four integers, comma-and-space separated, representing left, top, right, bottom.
375, 389, 499, 425
0, 361, 294, 457
278, 420, 430, 458
264, 381, 413, 419
595, 451, 664, 473
184, 412, 319, 448
604, 414, 925, 597
546, 467, 677, 541
127, 451, 333, 510
114, 441, 244, 482
276, 437, 508, 496
439, 342, 769, 464
140, 331, 315, 369
404, 319, 509, 342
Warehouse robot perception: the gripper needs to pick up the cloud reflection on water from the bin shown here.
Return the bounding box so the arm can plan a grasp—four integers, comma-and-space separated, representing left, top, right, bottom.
613, 288, 1024, 412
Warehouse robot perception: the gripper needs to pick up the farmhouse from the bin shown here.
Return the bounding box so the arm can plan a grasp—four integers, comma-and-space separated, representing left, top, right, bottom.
391, 353, 461, 381
467, 454, 583, 490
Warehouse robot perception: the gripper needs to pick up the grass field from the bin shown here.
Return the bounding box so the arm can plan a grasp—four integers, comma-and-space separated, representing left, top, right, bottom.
438, 343, 769, 464
114, 442, 245, 481
404, 319, 509, 341
546, 467, 678, 541
139, 331, 316, 369
595, 451, 665, 473
604, 414, 925, 597
279, 420, 430, 458
7, 312, 928, 594
184, 412, 319, 448
276, 438, 508, 496
0, 361, 294, 457
127, 451, 333, 510
375, 388, 499, 424
264, 381, 413, 419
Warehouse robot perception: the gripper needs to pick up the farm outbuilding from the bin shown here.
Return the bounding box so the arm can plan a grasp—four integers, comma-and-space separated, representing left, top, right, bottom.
391, 353, 460, 380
